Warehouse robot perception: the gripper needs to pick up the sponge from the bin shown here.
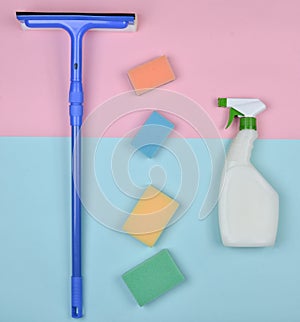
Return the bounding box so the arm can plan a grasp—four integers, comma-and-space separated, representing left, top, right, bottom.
127, 55, 175, 95
131, 111, 174, 158
123, 185, 179, 247
122, 249, 185, 306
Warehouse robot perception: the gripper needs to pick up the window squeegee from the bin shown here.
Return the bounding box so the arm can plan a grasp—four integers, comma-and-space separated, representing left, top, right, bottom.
16, 11, 137, 318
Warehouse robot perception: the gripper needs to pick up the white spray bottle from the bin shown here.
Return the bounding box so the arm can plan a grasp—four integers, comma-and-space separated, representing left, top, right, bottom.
218, 98, 279, 247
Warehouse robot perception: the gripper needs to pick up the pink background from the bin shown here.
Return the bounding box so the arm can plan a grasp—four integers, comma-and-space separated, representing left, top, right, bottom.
1, 0, 300, 138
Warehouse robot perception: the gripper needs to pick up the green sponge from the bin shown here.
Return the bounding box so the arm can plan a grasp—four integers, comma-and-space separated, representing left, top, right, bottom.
122, 249, 185, 306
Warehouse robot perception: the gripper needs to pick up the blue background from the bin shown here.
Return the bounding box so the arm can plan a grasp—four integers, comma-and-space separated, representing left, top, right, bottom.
1, 138, 299, 322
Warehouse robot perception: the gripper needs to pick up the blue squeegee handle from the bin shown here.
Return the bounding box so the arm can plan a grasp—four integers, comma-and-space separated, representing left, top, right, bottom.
66, 18, 136, 319
70, 32, 84, 319
71, 124, 82, 319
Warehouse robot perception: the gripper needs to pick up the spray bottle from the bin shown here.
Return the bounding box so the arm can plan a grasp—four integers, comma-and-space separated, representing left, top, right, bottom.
218, 98, 279, 247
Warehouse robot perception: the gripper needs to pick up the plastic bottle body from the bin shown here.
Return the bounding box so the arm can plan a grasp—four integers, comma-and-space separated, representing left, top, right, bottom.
219, 130, 279, 247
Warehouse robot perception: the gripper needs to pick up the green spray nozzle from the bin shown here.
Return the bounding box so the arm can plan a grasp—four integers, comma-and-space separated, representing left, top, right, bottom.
218, 97, 266, 130
218, 98, 244, 128
218, 98, 227, 107
225, 108, 244, 128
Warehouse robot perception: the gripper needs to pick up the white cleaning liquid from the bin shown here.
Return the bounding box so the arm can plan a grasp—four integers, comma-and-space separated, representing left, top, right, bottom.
219, 129, 279, 247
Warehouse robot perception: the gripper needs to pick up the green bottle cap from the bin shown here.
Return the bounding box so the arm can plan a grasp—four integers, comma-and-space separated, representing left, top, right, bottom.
240, 117, 257, 130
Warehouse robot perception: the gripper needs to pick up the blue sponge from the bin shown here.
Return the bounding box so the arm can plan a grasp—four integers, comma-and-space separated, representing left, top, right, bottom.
131, 111, 174, 158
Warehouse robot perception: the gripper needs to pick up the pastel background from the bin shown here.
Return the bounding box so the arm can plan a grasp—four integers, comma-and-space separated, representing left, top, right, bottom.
1, 0, 300, 138
1, 1, 300, 322
1, 138, 300, 322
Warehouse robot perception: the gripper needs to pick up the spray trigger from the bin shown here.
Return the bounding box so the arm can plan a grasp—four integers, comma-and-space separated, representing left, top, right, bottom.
226, 108, 244, 129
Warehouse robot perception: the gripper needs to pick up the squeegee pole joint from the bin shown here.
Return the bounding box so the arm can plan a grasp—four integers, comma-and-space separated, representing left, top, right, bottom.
69, 28, 84, 127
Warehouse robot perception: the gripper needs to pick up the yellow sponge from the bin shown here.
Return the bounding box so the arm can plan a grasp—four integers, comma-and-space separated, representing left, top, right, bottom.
123, 186, 179, 247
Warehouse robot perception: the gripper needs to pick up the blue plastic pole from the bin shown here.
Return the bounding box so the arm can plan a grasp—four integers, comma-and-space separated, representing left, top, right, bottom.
69, 31, 83, 319
71, 126, 82, 318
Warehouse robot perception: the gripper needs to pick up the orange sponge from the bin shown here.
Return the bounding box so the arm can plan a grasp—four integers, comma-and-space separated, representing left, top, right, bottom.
127, 56, 175, 95
123, 186, 179, 247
